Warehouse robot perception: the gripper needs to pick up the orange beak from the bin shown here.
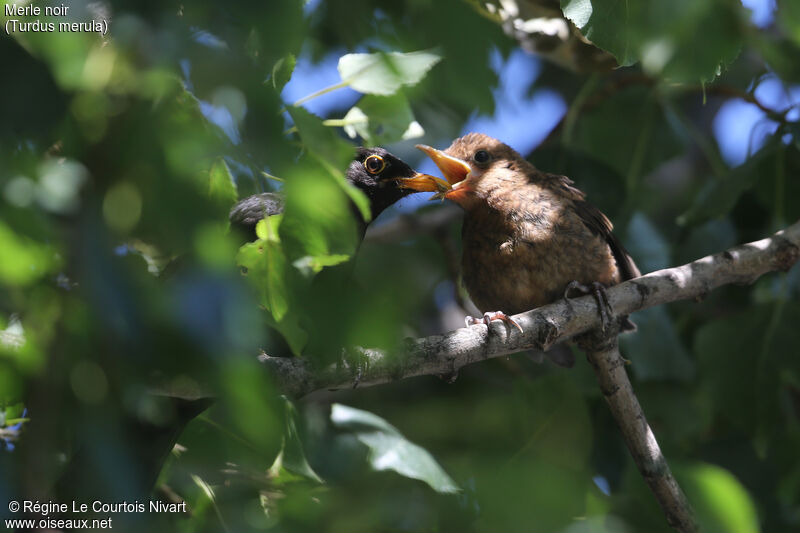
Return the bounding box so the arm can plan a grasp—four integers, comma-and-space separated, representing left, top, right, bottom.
395, 172, 451, 193
415, 145, 472, 185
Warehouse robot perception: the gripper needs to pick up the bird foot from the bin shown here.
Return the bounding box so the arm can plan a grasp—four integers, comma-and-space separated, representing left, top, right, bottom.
465, 311, 523, 333
563, 281, 614, 332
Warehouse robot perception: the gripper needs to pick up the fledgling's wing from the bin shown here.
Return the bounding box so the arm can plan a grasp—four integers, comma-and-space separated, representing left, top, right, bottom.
571, 199, 640, 282
538, 171, 640, 282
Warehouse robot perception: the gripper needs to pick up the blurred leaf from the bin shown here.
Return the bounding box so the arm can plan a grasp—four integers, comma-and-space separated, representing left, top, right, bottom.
286, 107, 370, 222
676, 463, 760, 533
511, 374, 594, 469
565, 86, 683, 182
621, 306, 695, 382
237, 217, 289, 320
778, 0, 800, 46
338, 50, 442, 96
694, 307, 771, 431
562, 0, 743, 82
0, 222, 57, 286
330, 403, 460, 494
208, 158, 238, 206
271, 54, 296, 91
624, 212, 670, 274
292, 254, 350, 277
678, 139, 784, 227
278, 155, 362, 260
219, 358, 283, 456
277, 398, 323, 483
675, 218, 737, 266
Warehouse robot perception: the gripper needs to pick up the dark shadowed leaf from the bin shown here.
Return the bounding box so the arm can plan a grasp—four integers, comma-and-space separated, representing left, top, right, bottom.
621, 306, 695, 382
562, 0, 744, 82
271, 54, 297, 91
330, 404, 460, 494
276, 398, 323, 483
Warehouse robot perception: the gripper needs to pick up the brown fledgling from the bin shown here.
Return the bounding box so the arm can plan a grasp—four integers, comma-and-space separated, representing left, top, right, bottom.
416, 133, 640, 333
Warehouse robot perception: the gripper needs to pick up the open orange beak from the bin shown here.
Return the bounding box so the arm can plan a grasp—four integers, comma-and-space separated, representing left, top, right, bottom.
395, 172, 451, 193
415, 145, 472, 186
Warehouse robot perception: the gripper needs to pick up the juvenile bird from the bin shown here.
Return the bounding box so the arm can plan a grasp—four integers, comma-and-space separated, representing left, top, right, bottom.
416, 133, 639, 333
229, 147, 447, 240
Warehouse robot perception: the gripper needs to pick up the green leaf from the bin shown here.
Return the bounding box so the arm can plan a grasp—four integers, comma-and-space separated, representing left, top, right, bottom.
287, 106, 354, 170
338, 93, 424, 146
777, 0, 800, 47
693, 308, 768, 431
563, 86, 683, 182
278, 154, 364, 259
677, 140, 780, 227
286, 107, 370, 222
275, 398, 323, 483
562, 0, 744, 82
0, 222, 58, 286
271, 54, 296, 91
675, 463, 760, 533
330, 404, 460, 494
292, 254, 350, 277
237, 217, 289, 321
338, 50, 442, 96
208, 158, 238, 205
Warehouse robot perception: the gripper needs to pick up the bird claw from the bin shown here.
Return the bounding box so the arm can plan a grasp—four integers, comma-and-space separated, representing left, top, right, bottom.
465, 311, 524, 333
563, 281, 614, 332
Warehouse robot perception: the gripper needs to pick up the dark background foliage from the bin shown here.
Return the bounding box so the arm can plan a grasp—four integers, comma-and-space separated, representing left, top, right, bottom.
1, 0, 799, 531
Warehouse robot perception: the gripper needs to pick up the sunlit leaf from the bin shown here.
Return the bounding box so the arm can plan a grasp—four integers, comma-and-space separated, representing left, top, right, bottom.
337, 93, 424, 146
338, 50, 442, 96
0, 222, 58, 286
286, 107, 370, 222
237, 217, 289, 320
331, 403, 460, 494
676, 463, 760, 533
292, 254, 350, 277
209, 158, 238, 205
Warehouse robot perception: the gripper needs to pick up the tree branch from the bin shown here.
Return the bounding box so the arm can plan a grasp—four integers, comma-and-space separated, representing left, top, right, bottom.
580, 328, 698, 532
261, 220, 799, 532
261, 219, 800, 397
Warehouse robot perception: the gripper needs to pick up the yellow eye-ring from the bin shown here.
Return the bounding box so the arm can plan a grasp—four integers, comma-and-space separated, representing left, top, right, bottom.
364, 155, 386, 175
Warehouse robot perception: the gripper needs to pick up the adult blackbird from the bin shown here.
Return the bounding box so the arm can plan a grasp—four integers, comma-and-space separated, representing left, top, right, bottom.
229, 147, 446, 240
53, 149, 443, 504
416, 133, 639, 333
229, 146, 447, 363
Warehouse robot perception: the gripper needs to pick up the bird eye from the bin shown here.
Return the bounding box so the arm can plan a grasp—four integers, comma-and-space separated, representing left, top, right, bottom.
364, 155, 386, 175
473, 150, 491, 164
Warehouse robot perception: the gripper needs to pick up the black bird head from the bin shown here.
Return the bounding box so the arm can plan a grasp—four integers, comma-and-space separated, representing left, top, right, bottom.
229, 148, 447, 240
349, 147, 447, 220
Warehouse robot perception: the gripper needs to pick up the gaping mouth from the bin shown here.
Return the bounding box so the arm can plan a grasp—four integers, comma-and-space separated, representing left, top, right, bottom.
395, 172, 451, 193
414, 145, 471, 186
